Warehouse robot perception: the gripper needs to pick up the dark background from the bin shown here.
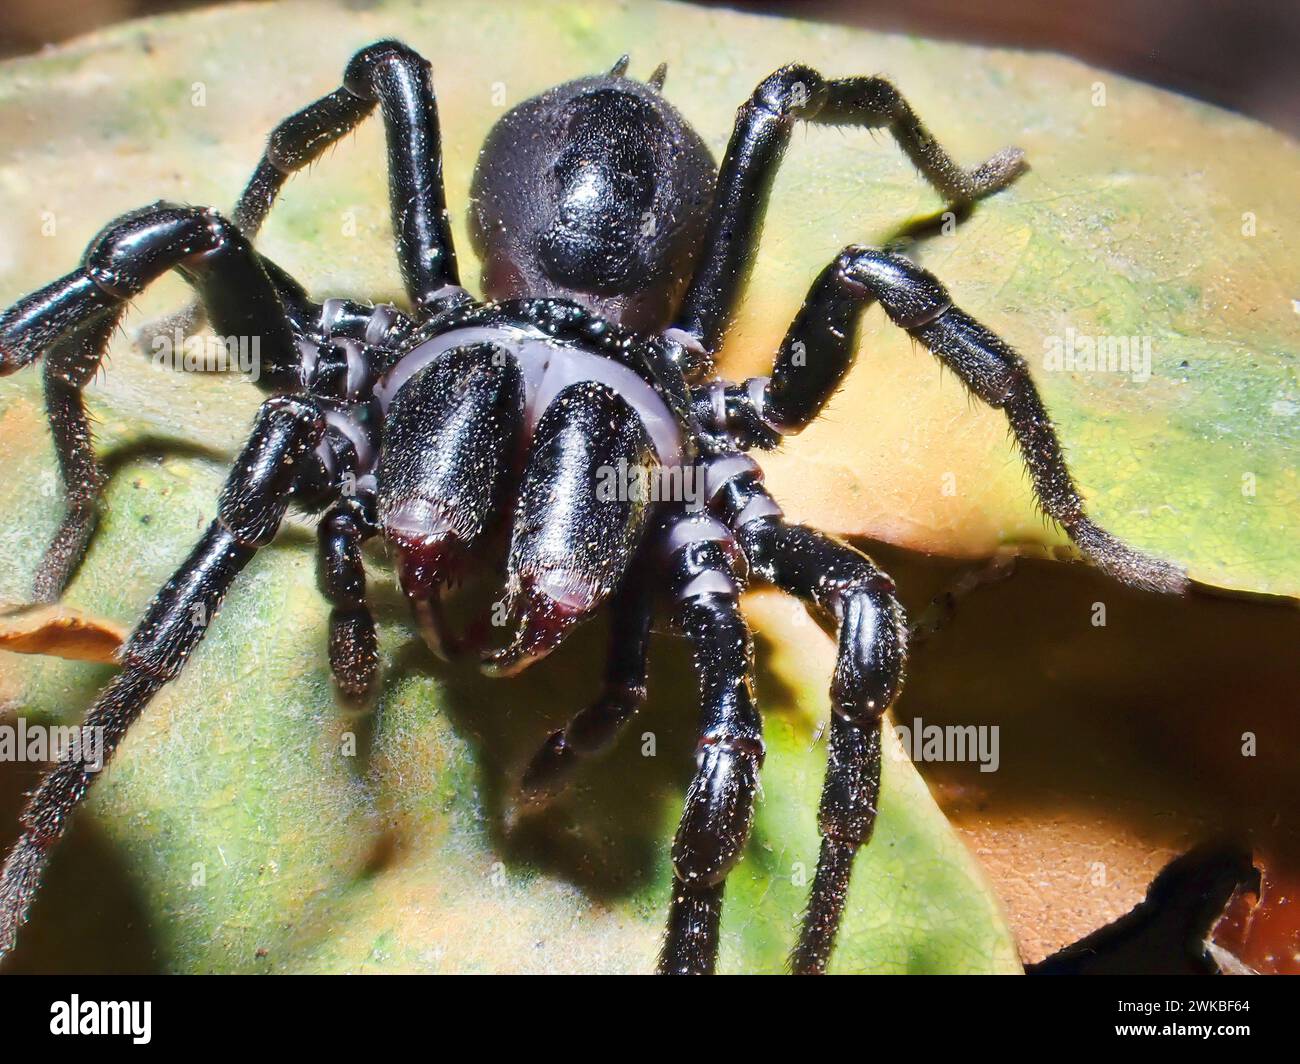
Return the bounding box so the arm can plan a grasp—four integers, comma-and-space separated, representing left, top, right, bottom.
0, 0, 1297, 135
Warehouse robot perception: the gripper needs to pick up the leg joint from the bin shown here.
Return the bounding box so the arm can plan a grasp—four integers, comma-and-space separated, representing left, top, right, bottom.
82, 204, 225, 299
343, 39, 429, 100
835, 246, 952, 328
750, 64, 827, 119
671, 734, 762, 887
831, 583, 907, 724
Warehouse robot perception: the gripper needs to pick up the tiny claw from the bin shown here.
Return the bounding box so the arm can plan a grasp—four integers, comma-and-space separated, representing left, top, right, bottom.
648, 62, 668, 90
385, 508, 471, 661
481, 570, 601, 678
388, 524, 460, 601
609, 54, 630, 77
411, 596, 458, 662
481, 596, 584, 678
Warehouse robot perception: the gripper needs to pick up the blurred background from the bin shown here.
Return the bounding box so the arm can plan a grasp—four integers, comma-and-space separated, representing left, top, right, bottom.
0, 0, 1296, 134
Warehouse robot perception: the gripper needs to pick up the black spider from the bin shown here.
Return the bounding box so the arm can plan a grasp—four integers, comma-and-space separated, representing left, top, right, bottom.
0, 41, 1186, 975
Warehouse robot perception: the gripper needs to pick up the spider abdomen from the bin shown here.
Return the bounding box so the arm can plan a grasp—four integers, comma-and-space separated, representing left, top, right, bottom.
469, 67, 715, 331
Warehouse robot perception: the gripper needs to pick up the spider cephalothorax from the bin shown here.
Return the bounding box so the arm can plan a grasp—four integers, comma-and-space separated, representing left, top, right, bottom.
0, 41, 1186, 974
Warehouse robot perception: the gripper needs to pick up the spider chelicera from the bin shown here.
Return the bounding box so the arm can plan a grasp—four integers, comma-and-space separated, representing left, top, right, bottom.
0, 41, 1186, 974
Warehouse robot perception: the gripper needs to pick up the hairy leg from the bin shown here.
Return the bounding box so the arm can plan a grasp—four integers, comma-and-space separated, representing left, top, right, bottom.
693, 246, 1187, 594
318, 494, 380, 697
671, 65, 1025, 362
0, 395, 326, 957
0, 204, 309, 599
237, 40, 460, 310
32, 310, 122, 600
738, 516, 906, 974
518, 567, 654, 807
658, 515, 761, 975
139, 39, 462, 347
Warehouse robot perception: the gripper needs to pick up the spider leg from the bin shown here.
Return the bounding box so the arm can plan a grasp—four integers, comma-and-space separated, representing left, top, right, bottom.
33, 310, 122, 602
517, 565, 653, 807
318, 494, 380, 697
0, 204, 308, 600
0, 203, 301, 384
137, 249, 320, 356
0, 395, 326, 958
138, 39, 460, 348
377, 343, 525, 660
672, 66, 1026, 359
483, 381, 656, 678
736, 515, 907, 975
907, 549, 1020, 649
236, 40, 460, 312
695, 246, 1188, 595
658, 528, 761, 975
